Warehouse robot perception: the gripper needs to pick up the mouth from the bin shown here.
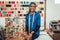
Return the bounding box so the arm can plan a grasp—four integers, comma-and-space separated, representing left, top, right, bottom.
30, 8, 34, 11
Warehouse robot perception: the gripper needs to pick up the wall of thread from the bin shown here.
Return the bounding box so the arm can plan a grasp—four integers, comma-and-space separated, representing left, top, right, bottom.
0, 0, 45, 40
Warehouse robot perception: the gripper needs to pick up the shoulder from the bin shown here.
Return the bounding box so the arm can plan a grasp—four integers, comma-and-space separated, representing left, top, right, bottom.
35, 11, 40, 16
26, 13, 29, 17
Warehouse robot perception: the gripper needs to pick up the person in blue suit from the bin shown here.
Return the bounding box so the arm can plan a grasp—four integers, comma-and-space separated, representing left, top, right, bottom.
25, 2, 41, 40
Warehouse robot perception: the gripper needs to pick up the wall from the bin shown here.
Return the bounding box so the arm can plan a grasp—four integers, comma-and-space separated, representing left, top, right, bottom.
46, 0, 60, 28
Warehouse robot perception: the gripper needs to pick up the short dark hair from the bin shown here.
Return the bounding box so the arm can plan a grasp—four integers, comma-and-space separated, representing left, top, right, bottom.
29, 2, 36, 7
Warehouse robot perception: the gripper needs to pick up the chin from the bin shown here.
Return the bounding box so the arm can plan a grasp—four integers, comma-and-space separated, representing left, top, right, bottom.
30, 10, 35, 12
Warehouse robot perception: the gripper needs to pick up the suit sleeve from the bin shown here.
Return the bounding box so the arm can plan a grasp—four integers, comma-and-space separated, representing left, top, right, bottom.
25, 15, 28, 32
33, 14, 41, 32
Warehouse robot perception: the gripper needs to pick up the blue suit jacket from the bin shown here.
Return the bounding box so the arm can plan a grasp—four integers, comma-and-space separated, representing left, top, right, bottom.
25, 11, 41, 39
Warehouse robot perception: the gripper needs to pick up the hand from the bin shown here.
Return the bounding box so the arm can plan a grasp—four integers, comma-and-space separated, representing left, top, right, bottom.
26, 31, 34, 39
26, 33, 32, 39
31, 31, 34, 34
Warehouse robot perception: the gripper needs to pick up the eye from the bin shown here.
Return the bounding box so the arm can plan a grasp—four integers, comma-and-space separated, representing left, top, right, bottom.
30, 5, 36, 7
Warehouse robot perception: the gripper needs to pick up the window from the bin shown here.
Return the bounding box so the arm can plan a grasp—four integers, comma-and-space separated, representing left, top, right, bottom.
55, 0, 60, 4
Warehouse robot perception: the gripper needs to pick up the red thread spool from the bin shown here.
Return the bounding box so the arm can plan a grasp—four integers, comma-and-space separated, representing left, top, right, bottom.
58, 20, 60, 23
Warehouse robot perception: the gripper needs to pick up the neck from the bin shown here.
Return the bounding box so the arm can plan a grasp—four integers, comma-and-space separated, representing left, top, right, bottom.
30, 11, 34, 14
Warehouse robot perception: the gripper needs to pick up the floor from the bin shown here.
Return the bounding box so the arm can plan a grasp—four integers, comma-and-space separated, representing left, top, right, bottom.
35, 31, 53, 40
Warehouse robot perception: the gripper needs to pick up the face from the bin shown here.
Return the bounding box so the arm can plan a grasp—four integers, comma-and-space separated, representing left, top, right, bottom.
29, 4, 36, 12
